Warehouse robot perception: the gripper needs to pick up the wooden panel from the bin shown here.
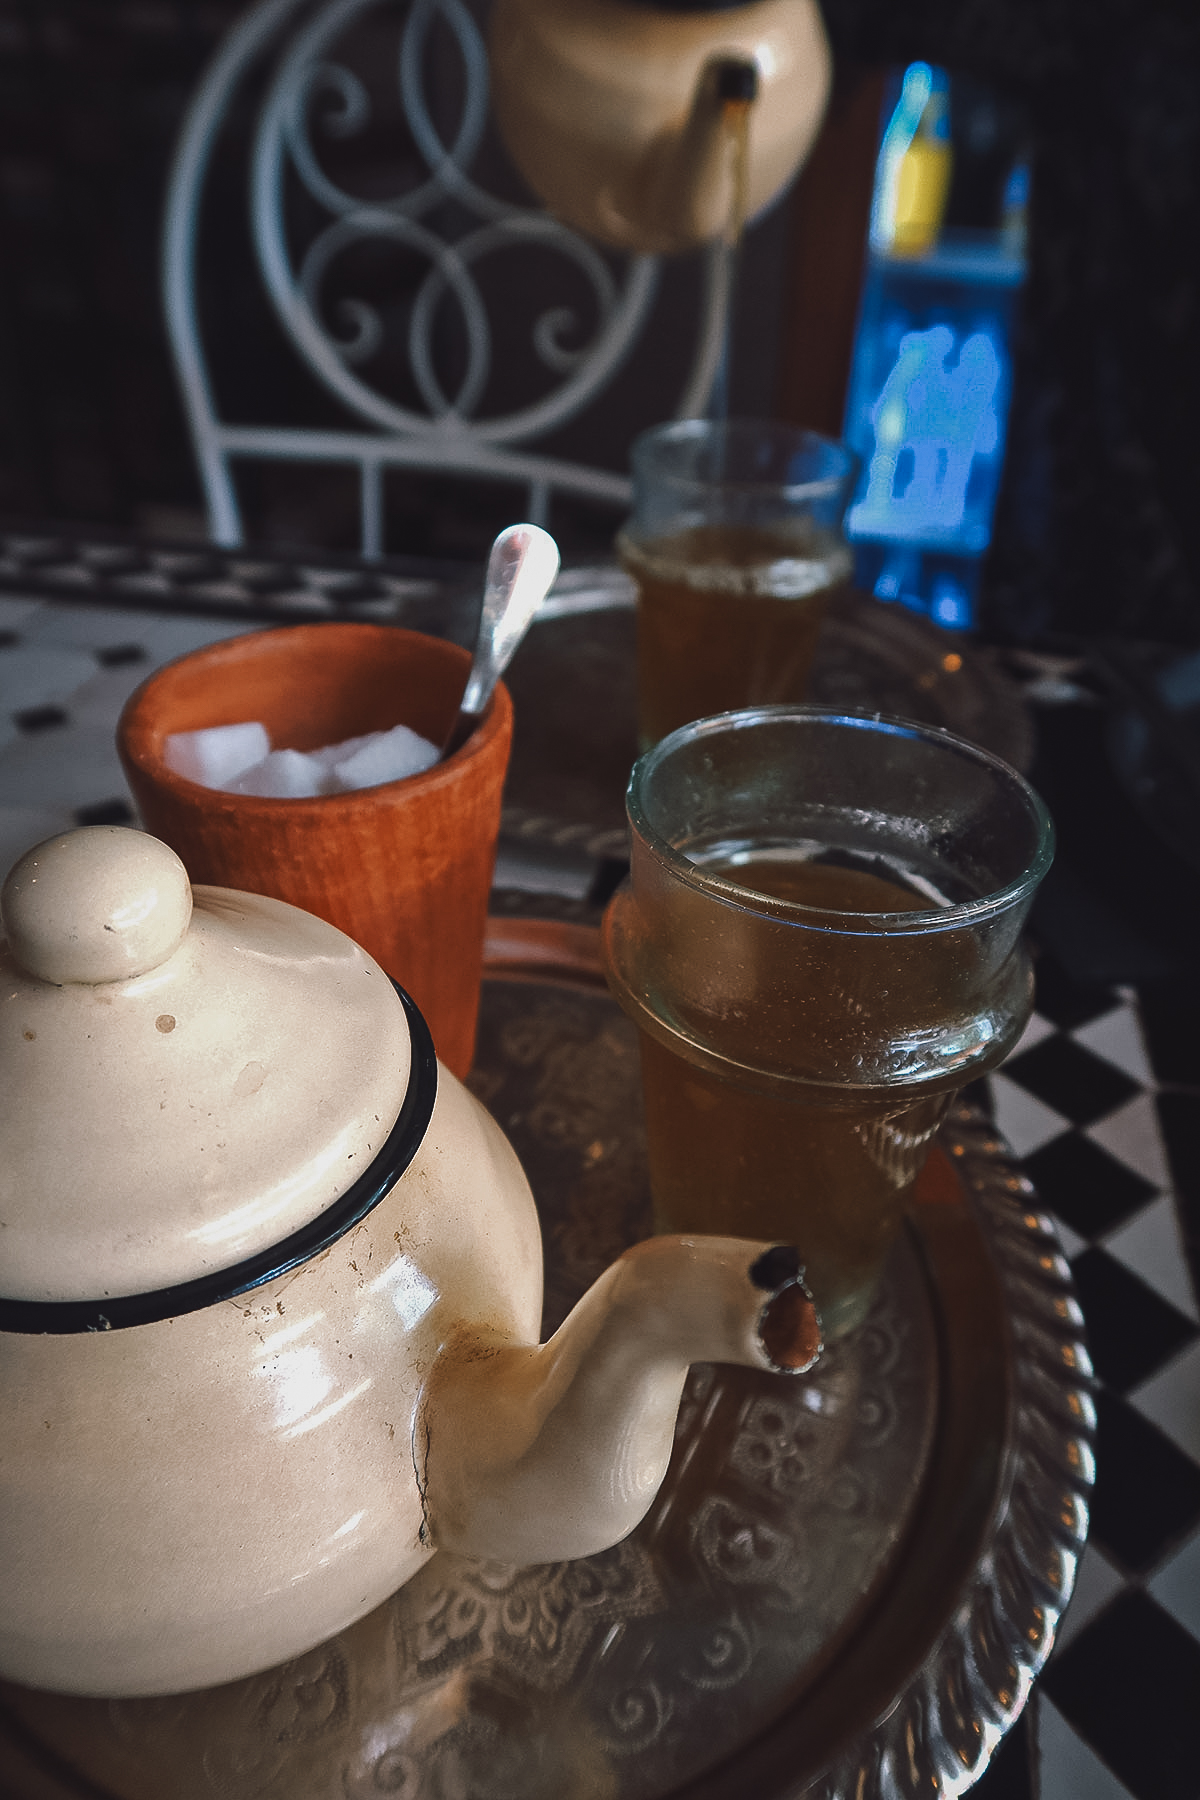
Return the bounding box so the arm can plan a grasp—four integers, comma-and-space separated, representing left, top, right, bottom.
776, 66, 887, 438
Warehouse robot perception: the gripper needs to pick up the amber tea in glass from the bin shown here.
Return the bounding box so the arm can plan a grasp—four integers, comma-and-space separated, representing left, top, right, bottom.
617, 421, 857, 748
603, 707, 1054, 1340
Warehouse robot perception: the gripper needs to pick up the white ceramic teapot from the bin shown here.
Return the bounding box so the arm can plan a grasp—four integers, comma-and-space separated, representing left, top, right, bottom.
0, 827, 821, 1699
488, 0, 832, 253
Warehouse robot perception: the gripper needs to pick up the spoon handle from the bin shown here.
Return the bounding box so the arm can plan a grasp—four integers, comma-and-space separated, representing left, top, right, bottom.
443, 524, 560, 759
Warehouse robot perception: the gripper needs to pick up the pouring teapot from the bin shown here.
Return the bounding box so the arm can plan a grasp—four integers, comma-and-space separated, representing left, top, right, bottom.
488, 0, 833, 254
0, 827, 821, 1698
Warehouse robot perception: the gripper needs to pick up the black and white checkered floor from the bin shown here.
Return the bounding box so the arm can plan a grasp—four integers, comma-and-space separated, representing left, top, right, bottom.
974, 961, 1200, 1800
1, 592, 1198, 1800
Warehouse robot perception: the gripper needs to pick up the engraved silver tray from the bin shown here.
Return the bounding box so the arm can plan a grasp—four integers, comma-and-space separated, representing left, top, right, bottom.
0, 949, 1093, 1800
499, 581, 1036, 867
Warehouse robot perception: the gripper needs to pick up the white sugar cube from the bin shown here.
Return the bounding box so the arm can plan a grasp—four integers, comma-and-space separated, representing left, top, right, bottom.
162, 718, 439, 797
229, 748, 327, 798
327, 724, 439, 792
310, 732, 375, 773
165, 721, 270, 788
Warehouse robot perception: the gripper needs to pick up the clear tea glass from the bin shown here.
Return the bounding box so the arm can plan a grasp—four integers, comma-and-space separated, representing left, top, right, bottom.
617, 419, 858, 749
602, 706, 1054, 1340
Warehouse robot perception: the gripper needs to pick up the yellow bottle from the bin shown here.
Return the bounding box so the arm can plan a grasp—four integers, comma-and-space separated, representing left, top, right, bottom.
891, 83, 953, 257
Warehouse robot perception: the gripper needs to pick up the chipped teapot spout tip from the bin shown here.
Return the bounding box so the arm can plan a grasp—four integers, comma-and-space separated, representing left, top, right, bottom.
750, 1244, 824, 1374
421, 1235, 822, 1569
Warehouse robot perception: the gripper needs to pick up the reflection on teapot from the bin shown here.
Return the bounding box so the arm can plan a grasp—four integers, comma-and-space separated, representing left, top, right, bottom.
0, 827, 821, 1698
489, 0, 833, 254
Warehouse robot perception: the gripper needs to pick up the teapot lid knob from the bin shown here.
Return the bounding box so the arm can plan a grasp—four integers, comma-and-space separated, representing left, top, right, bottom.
1, 826, 193, 985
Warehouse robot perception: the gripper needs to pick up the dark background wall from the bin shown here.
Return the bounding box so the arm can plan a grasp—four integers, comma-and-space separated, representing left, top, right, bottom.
0, 2, 238, 537
0, 0, 1196, 645
0, 0, 794, 563
813, 0, 1200, 647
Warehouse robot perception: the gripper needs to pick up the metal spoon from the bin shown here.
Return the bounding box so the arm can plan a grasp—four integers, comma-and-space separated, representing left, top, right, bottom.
441, 522, 560, 760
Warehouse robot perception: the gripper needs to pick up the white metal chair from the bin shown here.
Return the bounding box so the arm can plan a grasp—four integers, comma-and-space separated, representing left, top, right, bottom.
163, 0, 730, 557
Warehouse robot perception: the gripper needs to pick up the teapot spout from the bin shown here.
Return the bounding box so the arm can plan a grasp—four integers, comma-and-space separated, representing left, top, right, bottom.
418, 1237, 821, 1565
622, 56, 759, 254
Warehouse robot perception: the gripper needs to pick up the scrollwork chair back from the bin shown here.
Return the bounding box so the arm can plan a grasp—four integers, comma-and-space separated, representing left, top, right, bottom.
163, 0, 729, 556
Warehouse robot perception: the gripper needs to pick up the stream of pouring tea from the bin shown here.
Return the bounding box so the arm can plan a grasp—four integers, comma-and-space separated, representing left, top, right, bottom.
705, 76, 755, 422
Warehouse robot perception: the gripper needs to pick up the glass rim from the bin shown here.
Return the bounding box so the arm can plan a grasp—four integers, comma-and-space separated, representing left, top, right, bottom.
628, 418, 859, 506
626, 704, 1056, 935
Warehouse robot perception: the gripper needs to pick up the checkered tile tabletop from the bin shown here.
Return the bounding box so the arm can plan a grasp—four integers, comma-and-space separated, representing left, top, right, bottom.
974, 966, 1200, 1800
1, 590, 1198, 1800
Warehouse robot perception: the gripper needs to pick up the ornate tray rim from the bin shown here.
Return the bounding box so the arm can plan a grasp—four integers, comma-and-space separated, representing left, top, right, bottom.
782, 1101, 1094, 1799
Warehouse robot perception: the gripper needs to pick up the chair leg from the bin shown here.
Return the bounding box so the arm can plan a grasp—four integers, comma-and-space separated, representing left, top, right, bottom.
361, 461, 384, 561
203, 449, 244, 548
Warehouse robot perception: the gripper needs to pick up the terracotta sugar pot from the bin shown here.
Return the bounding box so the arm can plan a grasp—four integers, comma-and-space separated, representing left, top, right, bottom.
0, 826, 822, 1699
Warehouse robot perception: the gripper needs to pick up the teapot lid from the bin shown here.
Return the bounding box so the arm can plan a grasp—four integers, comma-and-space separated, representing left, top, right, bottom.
0, 827, 415, 1308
